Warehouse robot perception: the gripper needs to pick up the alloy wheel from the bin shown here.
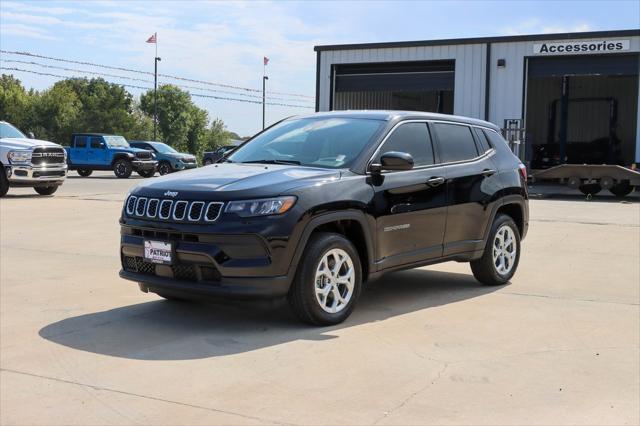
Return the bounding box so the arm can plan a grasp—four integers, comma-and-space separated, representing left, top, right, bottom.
314, 248, 355, 314
492, 225, 517, 275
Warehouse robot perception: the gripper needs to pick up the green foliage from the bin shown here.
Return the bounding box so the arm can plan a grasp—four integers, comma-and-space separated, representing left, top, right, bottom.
0, 74, 234, 157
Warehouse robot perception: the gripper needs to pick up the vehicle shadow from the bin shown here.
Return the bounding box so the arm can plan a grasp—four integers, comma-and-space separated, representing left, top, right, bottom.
528, 184, 640, 203
39, 269, 501, 360
66, 175, 148, 180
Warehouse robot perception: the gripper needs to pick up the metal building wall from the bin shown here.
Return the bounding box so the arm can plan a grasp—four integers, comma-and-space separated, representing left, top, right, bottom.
317, 44, 487, 119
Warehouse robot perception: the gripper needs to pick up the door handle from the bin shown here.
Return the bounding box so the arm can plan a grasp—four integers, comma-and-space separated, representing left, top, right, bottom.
426, 176, 445, 187
482, 169, 496, 177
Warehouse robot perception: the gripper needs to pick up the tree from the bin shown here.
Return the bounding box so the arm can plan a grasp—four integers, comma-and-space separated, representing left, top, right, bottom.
140, 84, 194, 150
30, 83, 81, 144
0, 75, 32, 130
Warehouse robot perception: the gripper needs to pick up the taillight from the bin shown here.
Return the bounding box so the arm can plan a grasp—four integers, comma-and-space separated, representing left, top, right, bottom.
518, 163, 527, 181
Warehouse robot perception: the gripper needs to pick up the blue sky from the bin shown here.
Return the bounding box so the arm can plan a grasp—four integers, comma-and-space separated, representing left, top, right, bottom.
1, 0, 639, 136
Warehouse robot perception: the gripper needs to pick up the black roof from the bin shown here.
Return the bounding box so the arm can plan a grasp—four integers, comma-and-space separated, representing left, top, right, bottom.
293, 110, 500, 130
72, 132, 118, 137
315, 29, 640, 52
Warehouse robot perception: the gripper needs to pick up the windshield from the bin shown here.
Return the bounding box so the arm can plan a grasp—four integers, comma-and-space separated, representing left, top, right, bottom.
0, 122, 27, 139
227, 117, 384, 169
104, 136, 129, 148
151, 142, 178, 154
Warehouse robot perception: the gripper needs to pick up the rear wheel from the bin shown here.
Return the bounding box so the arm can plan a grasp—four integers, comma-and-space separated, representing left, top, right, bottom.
137, 169, 155, 178
158, 161, 172, 175
34, 186, 58, 196
609, 180, 633, 198
77, 169, 92, 177
471, 214, 521, 286
288, 233, 362, 326
0, 169, 9, 197
113, 159, 132, 178
579, 183, 601, 196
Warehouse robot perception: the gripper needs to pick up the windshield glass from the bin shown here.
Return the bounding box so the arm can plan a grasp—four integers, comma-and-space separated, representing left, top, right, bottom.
0, 122, 27, 139
227, 117, 384, 169
151, 142, 178, 154
104, 136, 129, 148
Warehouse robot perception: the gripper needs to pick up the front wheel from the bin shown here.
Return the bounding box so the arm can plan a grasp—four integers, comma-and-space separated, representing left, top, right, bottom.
77, 169, 93, 177
34, 186, 58, 196
158, 161, 172, 175
471, 214, 521, 286
113, 159, 132, 178
137, 169, 155, 178
288, 233, 362, 326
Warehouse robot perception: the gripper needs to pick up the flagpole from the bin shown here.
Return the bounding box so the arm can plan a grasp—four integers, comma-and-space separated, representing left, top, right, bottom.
262, 59, 268, 130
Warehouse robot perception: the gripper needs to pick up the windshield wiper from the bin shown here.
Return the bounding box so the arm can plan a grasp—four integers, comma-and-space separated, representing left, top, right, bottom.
241, 159, 301, 165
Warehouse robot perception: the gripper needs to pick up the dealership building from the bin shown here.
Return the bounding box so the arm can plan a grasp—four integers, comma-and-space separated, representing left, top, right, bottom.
314, 29, 640, 167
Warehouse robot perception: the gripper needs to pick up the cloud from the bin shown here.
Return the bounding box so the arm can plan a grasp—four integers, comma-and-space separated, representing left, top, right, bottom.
0, 24, 59, 41
502, 19, 593, 36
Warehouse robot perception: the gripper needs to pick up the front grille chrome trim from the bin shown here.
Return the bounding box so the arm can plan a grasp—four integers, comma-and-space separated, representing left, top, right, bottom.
126, 196, 137, 215
158, 200, 173, 219
172, 201, 188, 221
205, 202, 224, 222
188, 201, 205, 221
135, 197, 148, 216
126, 198, 224, 223
146, 199, 159, 218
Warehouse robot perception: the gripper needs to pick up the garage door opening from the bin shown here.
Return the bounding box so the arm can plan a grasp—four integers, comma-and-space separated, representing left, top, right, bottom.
331, 60, 454, 113
525, 54, 639, 169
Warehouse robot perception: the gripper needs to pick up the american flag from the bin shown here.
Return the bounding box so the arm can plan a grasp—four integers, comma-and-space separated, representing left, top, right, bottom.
263, 56, 269, 66
146, 33, 157, 44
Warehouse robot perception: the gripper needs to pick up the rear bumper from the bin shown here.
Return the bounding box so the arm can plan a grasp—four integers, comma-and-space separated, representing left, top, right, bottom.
5, 163, 67, 186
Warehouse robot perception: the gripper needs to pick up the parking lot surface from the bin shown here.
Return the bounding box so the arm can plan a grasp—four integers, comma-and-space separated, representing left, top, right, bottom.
1, 172, 639, 425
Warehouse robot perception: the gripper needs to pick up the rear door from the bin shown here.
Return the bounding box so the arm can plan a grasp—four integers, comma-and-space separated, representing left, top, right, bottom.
70, 136, 88, 165
371, 121, 447, 269
431, 122, 500, 256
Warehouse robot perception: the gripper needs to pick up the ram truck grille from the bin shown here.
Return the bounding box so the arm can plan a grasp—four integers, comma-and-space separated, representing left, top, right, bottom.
31, 147, 65, 165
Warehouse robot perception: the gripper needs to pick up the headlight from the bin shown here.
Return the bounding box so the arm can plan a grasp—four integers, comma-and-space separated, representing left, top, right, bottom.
8, 150, 32, 164
225, 196, 296, 217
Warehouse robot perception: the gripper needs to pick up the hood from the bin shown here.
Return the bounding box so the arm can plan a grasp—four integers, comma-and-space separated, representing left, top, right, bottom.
166, 152, 195, 160
131, 163, 341, 200
0, 137, 62, 150
112, 147, 150, 154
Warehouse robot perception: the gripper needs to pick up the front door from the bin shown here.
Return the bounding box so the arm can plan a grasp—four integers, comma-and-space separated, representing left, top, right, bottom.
71, 135, 88, 165
370, 121, 447, 269
87, 136, 107, 165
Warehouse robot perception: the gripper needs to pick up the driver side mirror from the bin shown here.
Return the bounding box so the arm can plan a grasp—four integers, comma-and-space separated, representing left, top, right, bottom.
370, 151, 414, 173
28, 132, 35, 139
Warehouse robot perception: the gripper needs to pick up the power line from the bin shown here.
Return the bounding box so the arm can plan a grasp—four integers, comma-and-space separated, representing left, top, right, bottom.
3, 59, 313, 104
0, 50, 315, 99
0, 67, 314, 109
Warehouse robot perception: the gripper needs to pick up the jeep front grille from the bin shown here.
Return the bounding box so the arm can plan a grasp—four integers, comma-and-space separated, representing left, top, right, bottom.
125, 195, 223, 224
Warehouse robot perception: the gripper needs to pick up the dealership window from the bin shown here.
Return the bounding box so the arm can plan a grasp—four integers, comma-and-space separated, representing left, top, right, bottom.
375, 122, 434, 167
433, 123, 478, 163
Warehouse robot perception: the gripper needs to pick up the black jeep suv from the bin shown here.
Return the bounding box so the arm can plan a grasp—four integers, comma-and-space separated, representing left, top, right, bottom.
120, 111, 528, 325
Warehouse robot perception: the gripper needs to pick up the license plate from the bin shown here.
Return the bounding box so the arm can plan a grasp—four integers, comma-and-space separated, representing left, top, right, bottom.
144, 240, 172, 265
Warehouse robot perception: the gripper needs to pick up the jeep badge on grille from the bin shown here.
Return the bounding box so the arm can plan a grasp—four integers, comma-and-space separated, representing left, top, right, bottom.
164, 190, 178, 198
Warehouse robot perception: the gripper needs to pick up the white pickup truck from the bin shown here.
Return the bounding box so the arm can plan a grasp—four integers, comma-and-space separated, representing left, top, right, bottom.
0, 121, 68, 197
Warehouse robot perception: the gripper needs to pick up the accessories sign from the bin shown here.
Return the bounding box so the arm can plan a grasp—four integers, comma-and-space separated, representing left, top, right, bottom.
533, 40, 630, 55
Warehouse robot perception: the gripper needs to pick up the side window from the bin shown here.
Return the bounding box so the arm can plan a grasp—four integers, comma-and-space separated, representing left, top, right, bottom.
376, 122, 434, 167
473, 127, 492, 153
90, 137, 103, 149
483, 129, 509, 150
433, 123, 478, 163
74, 136, 87, 148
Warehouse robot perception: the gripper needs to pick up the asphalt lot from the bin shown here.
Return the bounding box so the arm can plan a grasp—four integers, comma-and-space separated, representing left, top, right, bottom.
1, 171, 639, 425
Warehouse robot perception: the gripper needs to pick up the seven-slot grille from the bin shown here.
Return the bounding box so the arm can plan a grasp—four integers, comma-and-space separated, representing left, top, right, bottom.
31, 147, 65, 165
125, 195, 223, 223
135, 151, 153, 160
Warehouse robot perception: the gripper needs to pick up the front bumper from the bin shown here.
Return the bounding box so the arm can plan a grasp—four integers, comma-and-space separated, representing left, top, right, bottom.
119, 225, 293, 299
5, 163, 67, 186
132, 160, 157, 172
174, 162, 198, 171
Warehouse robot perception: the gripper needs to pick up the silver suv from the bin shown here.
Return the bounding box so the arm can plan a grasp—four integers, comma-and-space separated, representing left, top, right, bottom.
0, 121, 68, 197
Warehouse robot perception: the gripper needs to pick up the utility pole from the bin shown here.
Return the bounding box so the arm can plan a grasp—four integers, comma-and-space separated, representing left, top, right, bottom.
262, 75, 268, 129
154, 55, 161, 140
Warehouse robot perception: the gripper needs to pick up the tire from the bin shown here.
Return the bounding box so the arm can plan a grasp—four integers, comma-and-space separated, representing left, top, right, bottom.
471, 214, 521, 286
579, 183, 601, 196
113, 159, 132, 178
77, 169, 93, 177
137, 169, 155, 178
609, 180, 633, 198
0, 168, 9, 197
288, 233, 362, 326
158, 161, 172, 175
34, 186, 58, 196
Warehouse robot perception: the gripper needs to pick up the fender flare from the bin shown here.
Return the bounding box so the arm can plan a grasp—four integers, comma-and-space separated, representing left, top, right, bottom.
111, 152, 135, 165
286, 210, 375, 281
485, 195, 528, 242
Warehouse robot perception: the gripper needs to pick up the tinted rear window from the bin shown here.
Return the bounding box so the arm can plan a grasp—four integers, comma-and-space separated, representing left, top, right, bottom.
483, 129, 509, 150
433, 123, 478, 163
74, 136, 87, 148
376, 122, 434, 167
473, 127, 492, 153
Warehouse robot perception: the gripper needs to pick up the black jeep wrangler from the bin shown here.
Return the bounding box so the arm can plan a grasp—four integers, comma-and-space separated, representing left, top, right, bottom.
120, 111, 529, 325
